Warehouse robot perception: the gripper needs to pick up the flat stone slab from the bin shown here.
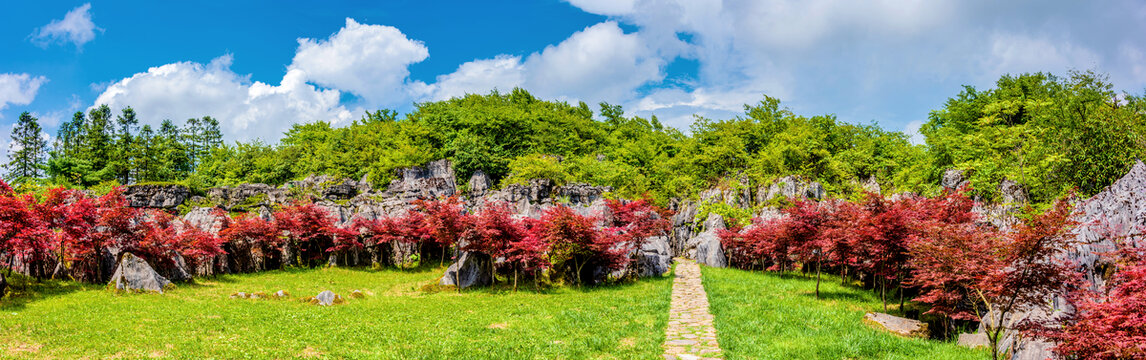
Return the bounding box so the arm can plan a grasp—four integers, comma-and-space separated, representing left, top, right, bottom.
663, 259, 723, 359
863, 312, 929, 339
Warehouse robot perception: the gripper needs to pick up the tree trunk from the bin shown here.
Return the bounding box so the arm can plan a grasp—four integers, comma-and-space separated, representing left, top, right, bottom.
513, 268, 518, 292
881, 276, 887, 312
815, 256, 822, 299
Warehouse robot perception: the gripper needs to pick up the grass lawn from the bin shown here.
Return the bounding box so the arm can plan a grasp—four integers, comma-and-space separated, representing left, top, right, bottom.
701, 266, 988, 360
0, 266, 673, 359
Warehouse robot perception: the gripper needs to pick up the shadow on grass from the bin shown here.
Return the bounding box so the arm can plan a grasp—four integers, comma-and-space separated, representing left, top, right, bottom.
800, 290, 872, 303
0, 273, 104, 310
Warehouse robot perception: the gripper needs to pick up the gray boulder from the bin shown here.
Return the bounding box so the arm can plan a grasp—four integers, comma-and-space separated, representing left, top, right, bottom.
692, 213, 728, 267
122, 184, 190, 209
310, 290, 344, 306
637, 236, 673, 277
109, 253, 173, 293
440, 252, 492, 288
957, 333, 989, 349
942, 169, 969, 191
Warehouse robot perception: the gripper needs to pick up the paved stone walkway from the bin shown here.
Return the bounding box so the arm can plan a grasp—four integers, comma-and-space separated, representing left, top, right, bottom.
663, 258, 723, 360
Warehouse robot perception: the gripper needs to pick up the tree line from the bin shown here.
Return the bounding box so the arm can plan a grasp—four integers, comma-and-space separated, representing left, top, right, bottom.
5, 70, 1145, 205
6, 105, 221, 188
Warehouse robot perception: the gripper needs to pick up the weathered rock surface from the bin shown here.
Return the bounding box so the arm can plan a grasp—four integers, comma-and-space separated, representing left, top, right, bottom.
957, 333, 989, 349
440, 252, 492, 288
285, 174, 368, 200
758, 175, 826, 202
206, 183, 288, 210
976, 160, 1146, 359
863, 312, 928, 338
310, 290, 344, 306
636, 236, 672, 277
123, 184, 190, 208
691, 213, 727, 268
109, 253, 172, 293
942, 169, 969, 191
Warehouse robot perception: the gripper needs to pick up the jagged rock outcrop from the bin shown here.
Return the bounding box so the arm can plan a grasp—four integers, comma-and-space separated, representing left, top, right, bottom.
637, 236, 673, 277
440, 252, 492, 289
206, 183, 288, 210
285, 174, 369, 200
976, 161, 1146, 359
942, 169, 969, 191
481, 179, 612, 218
108, 253, 172, 293
691, 213, 728, 267
123, 184, 190, 208
757, 175, 826, 203
999, 179, 1028, 204
309, 290, 344, 306
382, 159, 457, 203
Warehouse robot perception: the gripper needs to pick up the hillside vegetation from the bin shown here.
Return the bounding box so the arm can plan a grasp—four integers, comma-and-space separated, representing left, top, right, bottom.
6, 71, 1142, 205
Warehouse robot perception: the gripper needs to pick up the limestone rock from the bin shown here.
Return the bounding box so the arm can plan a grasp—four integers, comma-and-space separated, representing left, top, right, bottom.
108, 253, 173, 293
440, 252, 492, 288
691, 213, 727, 268
122, 184, 190, 209
942, 169, 969, 191
863, 312, 928, 338
957, 333, 989, 349
310, 290, 344, 306
999, 179, 1028, 204
637, 236, 673, 277
350, 290, 365, 299
272, 290, 290, 299
757, 176, 826, 203
206, 183, 288, 210
285, 174, 366, 200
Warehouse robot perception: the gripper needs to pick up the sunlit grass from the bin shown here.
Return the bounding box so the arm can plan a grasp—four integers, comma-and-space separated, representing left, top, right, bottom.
701, 266, 988, 360
0, 266, 673, 359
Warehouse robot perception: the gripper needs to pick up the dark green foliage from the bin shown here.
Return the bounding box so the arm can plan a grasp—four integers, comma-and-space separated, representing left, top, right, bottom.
10, 72, 1143, 204
5, 112, 48, 184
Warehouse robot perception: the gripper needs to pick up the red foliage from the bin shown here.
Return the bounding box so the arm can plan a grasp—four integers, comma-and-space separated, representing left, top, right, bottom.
351, 210, 431, 246
414, 196, 472, 251
605, 198, 672, 241
907, 222, 1001, 321
219, 213, 282, 249
1044, 258, 1146, 359
274, 202, 353, 265
0, 186, 51, 279
539, 205, 629, 284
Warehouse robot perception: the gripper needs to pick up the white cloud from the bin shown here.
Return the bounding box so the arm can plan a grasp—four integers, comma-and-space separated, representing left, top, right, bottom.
0, 73, 48, 114
30, 3, 100, 49
418, 22, 665, 106
414, 55, 526, 101
980, 33, 1101, 82
92, 55, 354, 141
904, 120, 925, 145
289, 18, 428, 107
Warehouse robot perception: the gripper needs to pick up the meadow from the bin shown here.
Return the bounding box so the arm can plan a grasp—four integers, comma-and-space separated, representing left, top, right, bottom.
0, 267, 673, 359
702, 266, 987, 360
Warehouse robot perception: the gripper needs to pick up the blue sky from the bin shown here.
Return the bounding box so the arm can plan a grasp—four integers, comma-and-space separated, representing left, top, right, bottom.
2, 1, 1146, 153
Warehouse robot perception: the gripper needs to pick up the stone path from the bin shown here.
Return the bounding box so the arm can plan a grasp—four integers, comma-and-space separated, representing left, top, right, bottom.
663, 258, 723, 360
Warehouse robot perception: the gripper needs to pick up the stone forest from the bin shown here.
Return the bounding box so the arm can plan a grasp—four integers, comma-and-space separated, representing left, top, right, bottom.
3, 3, 1146, 359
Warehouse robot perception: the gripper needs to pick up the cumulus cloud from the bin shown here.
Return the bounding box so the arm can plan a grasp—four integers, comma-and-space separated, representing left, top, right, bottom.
417, 22, 666, 106
980, 33, 1101, 83
0, 73, 48, 114
289, 18, 428, 107
92, 55, 354, 141
30, 3, 100, 49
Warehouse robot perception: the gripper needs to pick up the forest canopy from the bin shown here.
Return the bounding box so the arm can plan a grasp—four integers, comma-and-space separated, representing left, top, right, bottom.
5, 71, 1144, 205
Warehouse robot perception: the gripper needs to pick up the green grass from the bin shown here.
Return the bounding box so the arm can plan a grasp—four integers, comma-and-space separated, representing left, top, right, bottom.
0, 267, 673, 359
701, 266, 988, 360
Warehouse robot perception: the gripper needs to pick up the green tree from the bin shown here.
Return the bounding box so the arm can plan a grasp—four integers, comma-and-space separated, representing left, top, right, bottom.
5, 112, 48, 184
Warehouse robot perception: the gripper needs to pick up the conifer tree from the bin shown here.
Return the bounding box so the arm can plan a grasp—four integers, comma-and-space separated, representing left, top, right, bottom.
5, 112, 48, 184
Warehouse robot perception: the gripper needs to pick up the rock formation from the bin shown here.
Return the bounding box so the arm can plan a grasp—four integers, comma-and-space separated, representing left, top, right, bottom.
123, 184, 190, 209
108, 253, 173, 293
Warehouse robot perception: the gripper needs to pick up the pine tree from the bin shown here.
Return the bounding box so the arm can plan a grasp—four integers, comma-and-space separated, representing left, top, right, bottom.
113, 107, 139, 183
134, 125, 157, 182
84, 104, 114, 182
5, 112, 48, 184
